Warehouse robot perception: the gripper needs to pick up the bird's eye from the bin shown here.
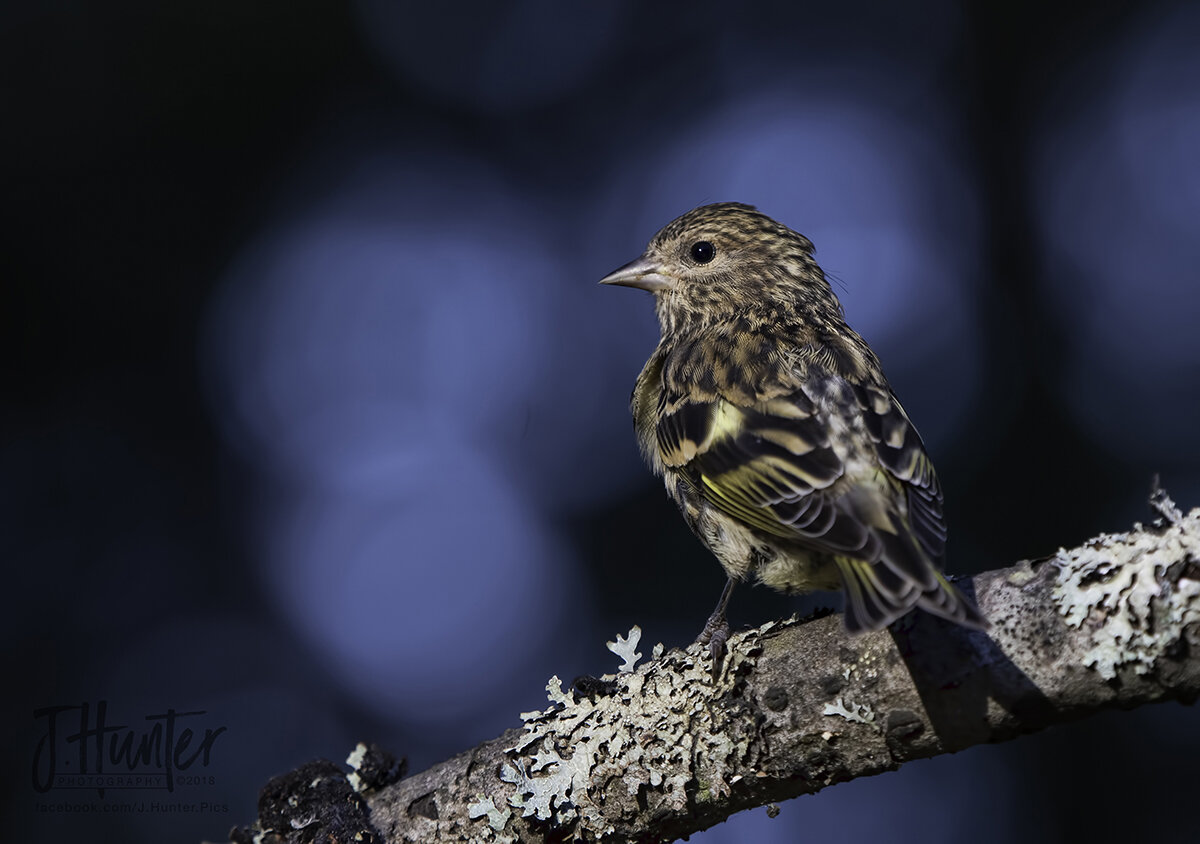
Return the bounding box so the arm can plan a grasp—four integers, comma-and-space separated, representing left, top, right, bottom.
689, 241, 715, 264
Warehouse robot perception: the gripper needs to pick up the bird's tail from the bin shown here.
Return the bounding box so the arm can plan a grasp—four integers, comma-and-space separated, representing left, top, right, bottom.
919, 570, 990, 631
835, 556, 989, 634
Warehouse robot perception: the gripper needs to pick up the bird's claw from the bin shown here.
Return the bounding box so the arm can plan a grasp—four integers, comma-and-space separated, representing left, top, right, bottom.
696, 613, 730, 680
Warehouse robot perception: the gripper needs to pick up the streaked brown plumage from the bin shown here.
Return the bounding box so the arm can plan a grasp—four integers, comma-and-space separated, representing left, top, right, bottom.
600, 202, 986, 653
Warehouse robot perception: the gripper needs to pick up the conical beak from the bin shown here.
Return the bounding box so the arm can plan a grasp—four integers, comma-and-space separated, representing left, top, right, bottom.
598, 256, 674, 292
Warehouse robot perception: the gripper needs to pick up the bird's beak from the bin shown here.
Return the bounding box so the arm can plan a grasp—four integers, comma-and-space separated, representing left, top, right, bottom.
598, 256, 674, 292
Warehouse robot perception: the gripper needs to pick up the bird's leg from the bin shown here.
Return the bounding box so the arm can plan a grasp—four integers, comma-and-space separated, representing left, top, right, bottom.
695, 577, 736, 676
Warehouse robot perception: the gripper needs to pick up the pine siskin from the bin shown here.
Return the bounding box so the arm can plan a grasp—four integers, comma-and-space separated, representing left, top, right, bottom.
600, 203, 987, 657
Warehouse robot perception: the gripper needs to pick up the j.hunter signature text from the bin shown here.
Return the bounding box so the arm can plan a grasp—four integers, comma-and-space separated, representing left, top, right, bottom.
33, 701, 226, 795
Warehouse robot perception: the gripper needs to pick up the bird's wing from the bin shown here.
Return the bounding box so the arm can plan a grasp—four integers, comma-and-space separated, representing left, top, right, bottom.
656, 373, 979, 631
655, 381, 876, 553
851, 382, 947, 564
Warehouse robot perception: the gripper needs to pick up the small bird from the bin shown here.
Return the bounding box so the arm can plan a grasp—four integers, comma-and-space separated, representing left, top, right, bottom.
600, 203, 986, 658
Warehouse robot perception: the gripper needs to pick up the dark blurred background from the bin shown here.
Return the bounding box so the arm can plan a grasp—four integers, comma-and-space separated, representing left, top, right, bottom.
4, 1, 1199, 842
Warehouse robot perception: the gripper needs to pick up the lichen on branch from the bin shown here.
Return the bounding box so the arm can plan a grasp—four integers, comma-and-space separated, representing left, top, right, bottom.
235, 504, 1200, 844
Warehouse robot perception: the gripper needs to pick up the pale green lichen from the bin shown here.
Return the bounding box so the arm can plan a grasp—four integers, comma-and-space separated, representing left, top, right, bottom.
1051, 509, 1200, 680
606, 626, 643, 672
490, 626, 764, 837
468, 795, 512, 832
839, 642, 888, 688
1005, 562, 1038, 587
345, 742, 368, 794
822, 697, 876, 727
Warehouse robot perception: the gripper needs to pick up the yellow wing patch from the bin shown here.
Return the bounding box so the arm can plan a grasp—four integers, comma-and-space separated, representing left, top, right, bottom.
656, 393, 845, 539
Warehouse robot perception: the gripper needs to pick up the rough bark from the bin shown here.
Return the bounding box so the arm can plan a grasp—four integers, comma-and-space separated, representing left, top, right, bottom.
232, 500, 1200, 844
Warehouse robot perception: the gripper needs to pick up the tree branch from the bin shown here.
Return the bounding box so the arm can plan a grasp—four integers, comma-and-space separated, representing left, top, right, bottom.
232, 502, 1200, 844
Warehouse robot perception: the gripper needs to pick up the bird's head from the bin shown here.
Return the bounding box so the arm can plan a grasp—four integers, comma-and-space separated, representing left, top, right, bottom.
599, 202, 842, 335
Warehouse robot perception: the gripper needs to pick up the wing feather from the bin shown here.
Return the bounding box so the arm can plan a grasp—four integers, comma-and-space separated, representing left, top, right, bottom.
851, 383, 948, 565
654, 363, 984, 632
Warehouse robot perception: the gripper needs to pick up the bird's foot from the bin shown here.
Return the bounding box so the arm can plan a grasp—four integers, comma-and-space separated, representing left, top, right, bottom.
695, 577, 737, 680
695, 610, 730, 679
